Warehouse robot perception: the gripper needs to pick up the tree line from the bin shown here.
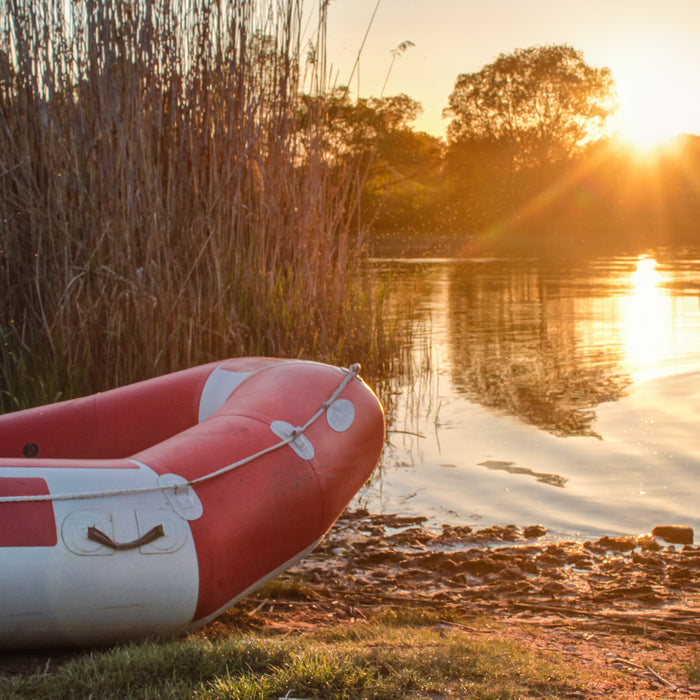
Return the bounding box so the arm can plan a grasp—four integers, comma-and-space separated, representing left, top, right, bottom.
343, 44, 700, 254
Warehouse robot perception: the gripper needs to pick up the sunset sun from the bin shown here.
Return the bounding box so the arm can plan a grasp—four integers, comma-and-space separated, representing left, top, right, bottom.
616, 102, 679, 152
610, 51, 699, 153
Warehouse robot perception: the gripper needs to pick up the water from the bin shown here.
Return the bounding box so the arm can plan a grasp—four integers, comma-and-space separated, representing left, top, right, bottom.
358, 252, 700, 541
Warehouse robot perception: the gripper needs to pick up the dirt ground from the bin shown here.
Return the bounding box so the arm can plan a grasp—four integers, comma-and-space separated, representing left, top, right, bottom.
3, 510, 700, 698
221, 510, 700, 699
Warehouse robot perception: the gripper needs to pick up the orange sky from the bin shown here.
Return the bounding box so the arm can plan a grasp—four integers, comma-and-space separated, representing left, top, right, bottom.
325, 0, 700, 145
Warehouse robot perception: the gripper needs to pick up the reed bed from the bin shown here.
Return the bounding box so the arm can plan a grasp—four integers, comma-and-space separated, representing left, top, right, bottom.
0, 0, 396, 411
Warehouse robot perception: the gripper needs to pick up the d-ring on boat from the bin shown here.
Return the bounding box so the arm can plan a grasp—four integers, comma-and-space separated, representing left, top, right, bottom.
0, 358, 384, 649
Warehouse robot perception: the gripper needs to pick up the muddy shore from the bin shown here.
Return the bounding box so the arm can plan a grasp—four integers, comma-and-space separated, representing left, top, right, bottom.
222, 510, 700, 697
237, 510, 700, 636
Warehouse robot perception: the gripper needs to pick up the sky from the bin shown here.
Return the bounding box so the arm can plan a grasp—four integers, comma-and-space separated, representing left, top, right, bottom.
324, 0, 700, 147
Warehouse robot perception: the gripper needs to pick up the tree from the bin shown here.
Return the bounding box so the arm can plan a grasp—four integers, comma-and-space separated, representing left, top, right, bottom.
444, 45, 616, 167
297, 88, 442, 229
356, 95, 443, 231
300, 89, 423, 158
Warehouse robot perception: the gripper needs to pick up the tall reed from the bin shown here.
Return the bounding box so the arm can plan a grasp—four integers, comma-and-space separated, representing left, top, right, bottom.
0, 0, 394, 411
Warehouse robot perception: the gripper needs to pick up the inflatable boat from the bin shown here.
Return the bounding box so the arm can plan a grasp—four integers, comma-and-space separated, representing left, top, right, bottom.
0, 358, 384, 649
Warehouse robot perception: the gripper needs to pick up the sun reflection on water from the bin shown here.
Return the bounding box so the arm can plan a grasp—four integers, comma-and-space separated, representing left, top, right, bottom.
623, 257, 670, 380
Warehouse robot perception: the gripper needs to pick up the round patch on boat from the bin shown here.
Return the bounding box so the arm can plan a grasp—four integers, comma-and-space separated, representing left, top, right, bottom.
326, 399, 355, 432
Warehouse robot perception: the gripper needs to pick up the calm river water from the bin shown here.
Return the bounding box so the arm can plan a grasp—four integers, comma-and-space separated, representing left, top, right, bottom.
357, 251, 700, 541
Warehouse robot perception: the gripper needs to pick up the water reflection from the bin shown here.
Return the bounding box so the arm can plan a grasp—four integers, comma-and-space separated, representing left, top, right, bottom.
446, 261, 632, 436
374, 254, 700, 436
367, 252, 700, 536
477, 460, 568, 488
623, 257, 669, 378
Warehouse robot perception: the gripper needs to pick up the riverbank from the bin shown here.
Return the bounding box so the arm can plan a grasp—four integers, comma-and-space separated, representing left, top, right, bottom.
226, 510, 700, 697
3, 511, 699, 697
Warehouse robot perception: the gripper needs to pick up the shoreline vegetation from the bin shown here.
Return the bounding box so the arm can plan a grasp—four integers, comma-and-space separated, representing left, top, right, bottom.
0, 0, 404, 414
3, 0, 699, 411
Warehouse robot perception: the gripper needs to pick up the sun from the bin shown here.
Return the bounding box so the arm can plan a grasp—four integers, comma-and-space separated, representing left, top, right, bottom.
613, 76, 682, 153
616, 105, 679, 153
608, 50, 699, 154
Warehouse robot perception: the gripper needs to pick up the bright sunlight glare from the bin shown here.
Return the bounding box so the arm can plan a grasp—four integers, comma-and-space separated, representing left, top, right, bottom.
616, 105, 680, 152
611, 51, 699, 153
632, 257, 659, 287
624, 257, 670, 380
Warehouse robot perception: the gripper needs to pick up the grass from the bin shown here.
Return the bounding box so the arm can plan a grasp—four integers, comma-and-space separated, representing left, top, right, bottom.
0, 0, 404, 412
0, 615, 593, 699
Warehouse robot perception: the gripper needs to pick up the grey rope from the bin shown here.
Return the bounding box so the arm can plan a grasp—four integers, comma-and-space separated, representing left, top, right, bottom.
0, 363, 362, 504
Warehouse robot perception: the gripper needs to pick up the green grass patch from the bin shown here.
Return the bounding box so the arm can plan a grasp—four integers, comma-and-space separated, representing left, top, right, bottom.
1, 619, 593, 700
371, 605, 462, 627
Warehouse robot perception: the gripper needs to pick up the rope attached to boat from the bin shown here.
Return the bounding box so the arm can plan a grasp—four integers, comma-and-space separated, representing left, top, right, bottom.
0, 363, 362, 504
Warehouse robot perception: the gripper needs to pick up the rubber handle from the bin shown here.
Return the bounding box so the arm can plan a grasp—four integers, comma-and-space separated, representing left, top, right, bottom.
87, 524, 165, 550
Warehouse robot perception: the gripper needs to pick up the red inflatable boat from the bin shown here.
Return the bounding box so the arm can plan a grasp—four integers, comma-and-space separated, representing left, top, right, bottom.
0, 358, 384, 649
